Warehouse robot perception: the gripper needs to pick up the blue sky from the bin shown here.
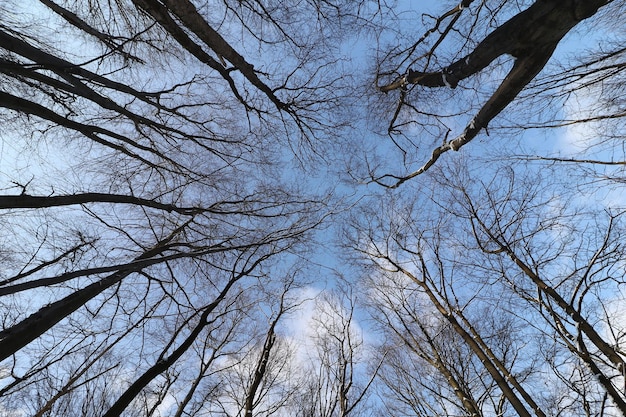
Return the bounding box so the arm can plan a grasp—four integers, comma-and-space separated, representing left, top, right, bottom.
1, 1, 625, 415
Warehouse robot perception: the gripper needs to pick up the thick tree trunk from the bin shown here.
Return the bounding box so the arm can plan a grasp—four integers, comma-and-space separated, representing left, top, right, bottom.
403, 0, 610, 90
378, 0, 611, 182
0, 225, 188, 361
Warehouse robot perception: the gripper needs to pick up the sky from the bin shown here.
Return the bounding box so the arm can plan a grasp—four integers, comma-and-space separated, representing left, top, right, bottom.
278, 0, 626, 359
1, 1, 625, 415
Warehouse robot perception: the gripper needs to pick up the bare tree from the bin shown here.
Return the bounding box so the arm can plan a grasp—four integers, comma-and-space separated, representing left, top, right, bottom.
4, 0, 626, 415
0, 0, 347, 414
372, 0, 623, 185
211, 275, 304, 417
350, 163, 626, 416
293, 282, 379, 417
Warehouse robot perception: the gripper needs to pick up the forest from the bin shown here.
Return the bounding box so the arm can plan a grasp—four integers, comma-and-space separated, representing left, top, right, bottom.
0, 0, 625, 416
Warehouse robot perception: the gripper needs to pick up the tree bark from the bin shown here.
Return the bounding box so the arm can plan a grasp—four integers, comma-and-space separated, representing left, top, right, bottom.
379, 0, 611, 181
0, 224, 188, 361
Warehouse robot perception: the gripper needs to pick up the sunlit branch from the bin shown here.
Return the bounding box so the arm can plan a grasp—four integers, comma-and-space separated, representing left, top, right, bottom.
378, 0, 611, 181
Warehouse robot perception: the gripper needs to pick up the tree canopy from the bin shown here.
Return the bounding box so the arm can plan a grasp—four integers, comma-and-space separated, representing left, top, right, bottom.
1, 0, 625, 416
